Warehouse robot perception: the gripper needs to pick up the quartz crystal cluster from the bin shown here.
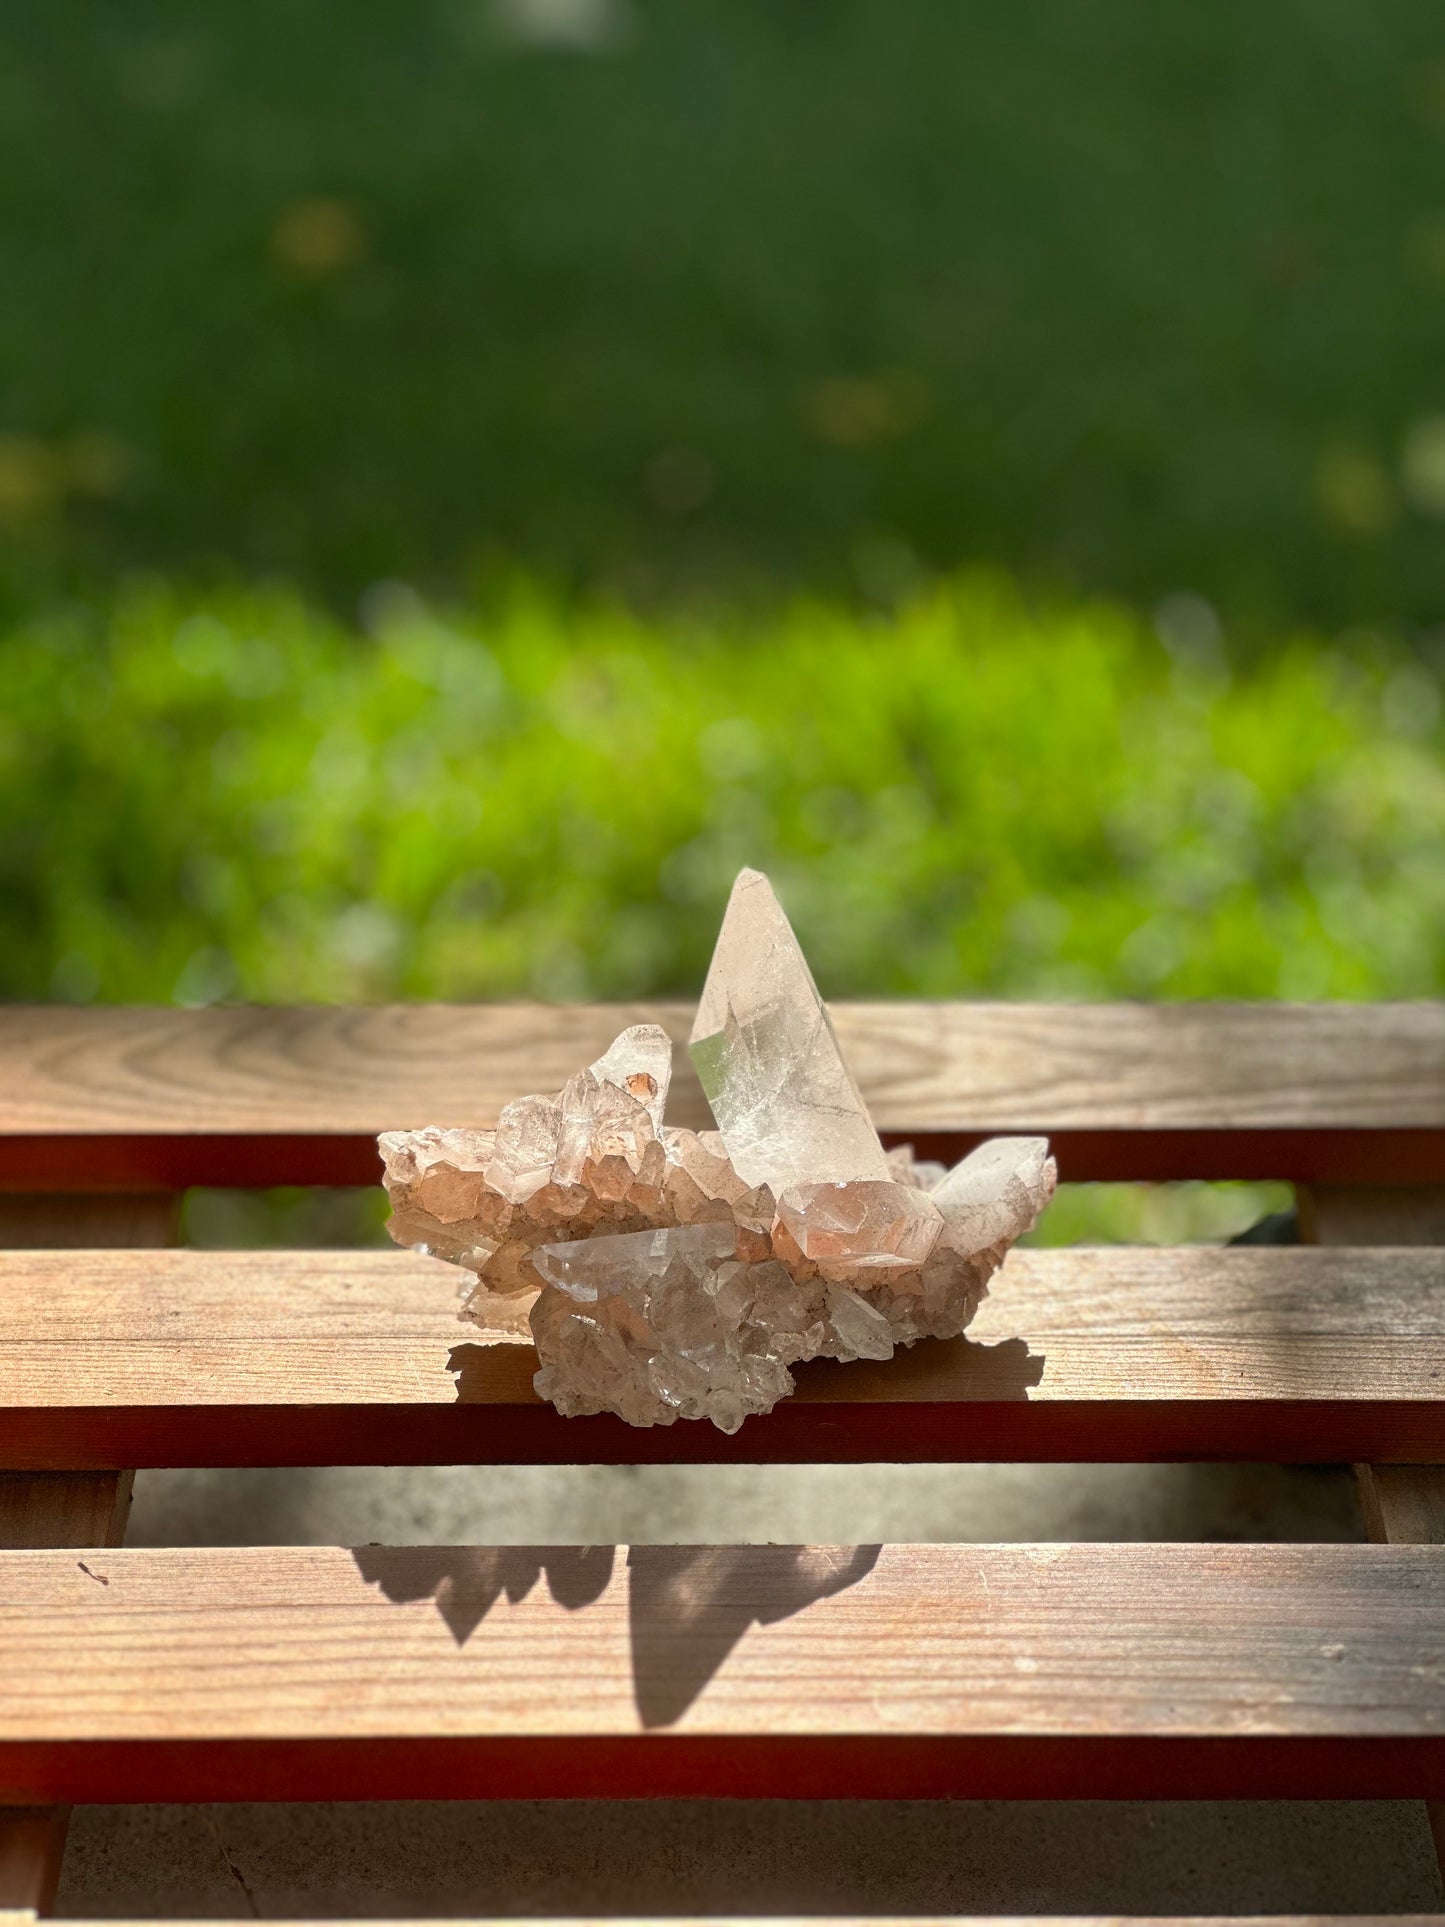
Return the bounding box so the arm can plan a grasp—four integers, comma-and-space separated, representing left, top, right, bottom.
380, 868, 1055, 1432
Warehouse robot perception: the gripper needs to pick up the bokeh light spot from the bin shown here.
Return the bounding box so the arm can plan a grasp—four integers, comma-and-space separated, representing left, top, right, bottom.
804, 373, 929, 448
644, 446, 714, 517
1400, 415, 1445, 517
487, 0, 633, 54
272, 197, 368, 277
0, 435, 61, 528
1316, 445, 1394, 535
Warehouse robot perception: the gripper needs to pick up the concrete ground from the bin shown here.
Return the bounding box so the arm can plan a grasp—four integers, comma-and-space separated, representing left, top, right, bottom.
56, 1460, 1445, 1917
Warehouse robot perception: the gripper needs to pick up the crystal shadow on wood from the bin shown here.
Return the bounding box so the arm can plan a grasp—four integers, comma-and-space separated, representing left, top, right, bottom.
443, 1330, 1046, 1464
353, 1541, 881, 1728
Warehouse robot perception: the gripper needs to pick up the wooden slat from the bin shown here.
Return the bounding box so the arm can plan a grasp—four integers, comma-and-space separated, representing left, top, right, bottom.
3, 1003, 1443, 1188
0, 1194, 171, 1917
1358, 1483, 1445, 1866
3, 1244, 1445, 1469
0, 1460, 133, 1913
1307, 1184, 1445, 1884
0, 1542, 1443, 1803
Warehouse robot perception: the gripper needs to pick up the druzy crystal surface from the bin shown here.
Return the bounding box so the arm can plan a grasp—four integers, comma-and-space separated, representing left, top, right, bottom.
380, 869, 1055, 1432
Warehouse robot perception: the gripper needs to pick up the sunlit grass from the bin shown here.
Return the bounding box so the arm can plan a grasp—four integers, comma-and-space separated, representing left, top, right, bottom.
1022, 1182, 1296, 1249
4, 569, 1443, 1005
181, 1186, 392, 1250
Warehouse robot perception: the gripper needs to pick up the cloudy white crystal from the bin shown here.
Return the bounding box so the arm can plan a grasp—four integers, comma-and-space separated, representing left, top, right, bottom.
530, 1223, 798, 1433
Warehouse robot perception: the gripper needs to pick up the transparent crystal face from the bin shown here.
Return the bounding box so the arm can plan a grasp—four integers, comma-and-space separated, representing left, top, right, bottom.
774, 1179, 944, 1267
689, 868, 890, 1191
533, 1222, 736, 1302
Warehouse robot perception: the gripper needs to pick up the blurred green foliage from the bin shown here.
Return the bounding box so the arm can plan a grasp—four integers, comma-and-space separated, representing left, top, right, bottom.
6, 571, 1443, 1006
1025, 1181, 1295, 1250
5, 0, 1445, 631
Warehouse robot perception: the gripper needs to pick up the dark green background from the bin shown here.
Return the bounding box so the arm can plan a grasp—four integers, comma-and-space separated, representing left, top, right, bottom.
6, 0, 1445, 630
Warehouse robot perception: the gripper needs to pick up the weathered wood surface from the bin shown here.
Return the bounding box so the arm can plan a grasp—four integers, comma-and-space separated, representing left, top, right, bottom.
0, 1476, 133, 1555
0, 1399, 134, 1907
0, 1193, 163, 1915
1353, 1462, 1445, 1881
25, 1920, 1443, 1927
0, 1542, 1443, 1802
1305, 1184, 1445, 1883
0, 1195, 163, 1916
4, 1245, 1445, 1468
3, 1003, 1444, 1187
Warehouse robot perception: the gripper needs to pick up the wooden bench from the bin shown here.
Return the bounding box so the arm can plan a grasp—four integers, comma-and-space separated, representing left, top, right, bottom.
1, 1001, 1443, 1918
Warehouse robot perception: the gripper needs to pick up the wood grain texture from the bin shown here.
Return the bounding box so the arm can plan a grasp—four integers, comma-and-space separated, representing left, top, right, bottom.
4, 1244, 1445, 1469
30, 1920, 1444, 1927
0, 1450, 132, 1914
0, 1193, 164, 1916
1354, 1460, 1445, 1884
3, 1003, 1444, 1188
0, 1477, 133, 1554
1308, 1183, 1445, 1880
0, 1542, 1443, 1802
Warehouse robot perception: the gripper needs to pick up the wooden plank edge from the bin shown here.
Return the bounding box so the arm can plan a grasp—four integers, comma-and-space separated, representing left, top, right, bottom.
4, 1398, 1445, 1472
0, 1197, 169, 1917
0, 1473, 133, 1913
15, 1918, 1443, 1927
1355, 1464, 1445, 1882
4, 1129, 1445, 1191
16, 1919, 1444, 1927
4, 1733, 1445, 1806
1305, 1185, 1445, 1887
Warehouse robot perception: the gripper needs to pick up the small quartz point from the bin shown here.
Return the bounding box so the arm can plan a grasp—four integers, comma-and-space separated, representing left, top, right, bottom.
379, 868, 1056, 1432
931, 1136, 1055, 1260
587, 1023, 672, 1126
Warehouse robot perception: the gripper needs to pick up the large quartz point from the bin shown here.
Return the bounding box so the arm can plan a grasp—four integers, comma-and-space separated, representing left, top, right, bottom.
690, 868, 889, 1191
379, 868, 1056, 1431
